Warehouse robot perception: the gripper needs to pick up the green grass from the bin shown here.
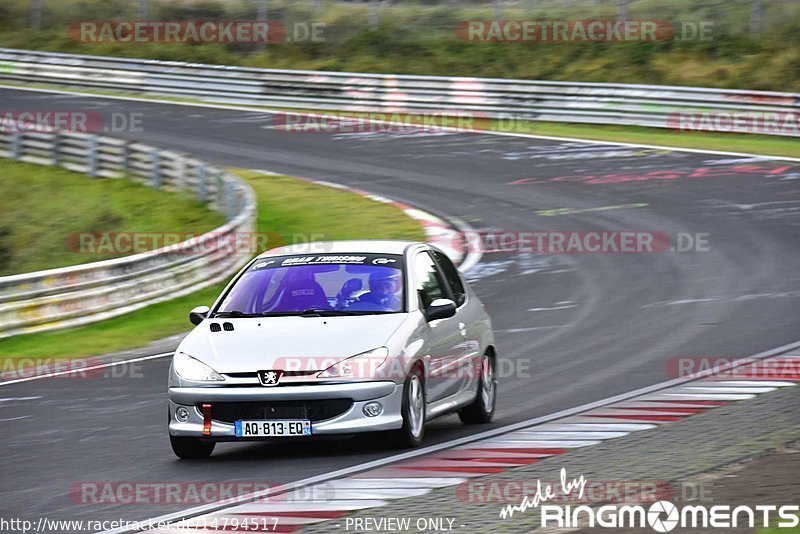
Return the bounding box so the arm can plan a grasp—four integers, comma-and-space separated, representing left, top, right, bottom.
0, 169, 424, 362
0, 159, 224, 275
1, 0, 800, 92
759, 517, 800, 533
244, 171, 425, 245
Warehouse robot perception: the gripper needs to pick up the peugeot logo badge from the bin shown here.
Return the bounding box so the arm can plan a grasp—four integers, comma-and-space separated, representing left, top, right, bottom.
258, 370, 283, 386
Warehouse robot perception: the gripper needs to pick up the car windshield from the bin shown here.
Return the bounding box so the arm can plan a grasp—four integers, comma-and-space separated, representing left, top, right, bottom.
215, 253, 405, 316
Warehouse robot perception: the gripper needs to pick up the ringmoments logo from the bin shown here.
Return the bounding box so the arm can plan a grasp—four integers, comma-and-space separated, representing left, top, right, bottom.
499, 469, 800, 531
648, 501, 679, 532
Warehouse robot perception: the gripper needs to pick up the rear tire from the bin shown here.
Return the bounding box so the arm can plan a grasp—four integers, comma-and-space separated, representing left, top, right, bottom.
170, 435, 215, 459
459, 352, 496, 424
392, 363, 426, 448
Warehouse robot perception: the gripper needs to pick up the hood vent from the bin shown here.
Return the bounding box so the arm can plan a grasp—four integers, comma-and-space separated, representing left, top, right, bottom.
223, 322, 234, 331
209, 323, 221, 332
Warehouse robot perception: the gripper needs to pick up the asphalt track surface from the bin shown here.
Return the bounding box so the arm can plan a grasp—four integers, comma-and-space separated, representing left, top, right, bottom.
1, 87, 799, 527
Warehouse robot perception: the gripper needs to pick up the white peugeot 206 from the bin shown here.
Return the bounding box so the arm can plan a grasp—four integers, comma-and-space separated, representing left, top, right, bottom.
168, 240, 496, 458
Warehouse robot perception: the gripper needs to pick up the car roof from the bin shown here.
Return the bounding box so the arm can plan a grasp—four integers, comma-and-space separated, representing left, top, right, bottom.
257, 240, 423, 258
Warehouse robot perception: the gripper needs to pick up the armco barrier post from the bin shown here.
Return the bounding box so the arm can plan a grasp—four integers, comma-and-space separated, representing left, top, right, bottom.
225, 181, 235, 222
176, 156, 186, 192
215, 172, 224, 210
11, 132, 21, 160
122, 140, 131, 176
53, 132, 61, 167
197, 165, 207, 203
88, 135, 98, 177
151, 149, 161, 189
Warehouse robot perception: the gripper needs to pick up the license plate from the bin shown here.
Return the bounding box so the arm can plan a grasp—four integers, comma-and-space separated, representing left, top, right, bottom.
234, 419, 312, 437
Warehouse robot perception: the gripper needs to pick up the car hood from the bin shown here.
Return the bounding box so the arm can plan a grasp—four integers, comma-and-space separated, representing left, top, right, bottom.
176, 314, 410, 373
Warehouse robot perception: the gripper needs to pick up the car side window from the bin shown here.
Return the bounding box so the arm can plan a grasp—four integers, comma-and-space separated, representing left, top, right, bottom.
413, 252, 446, 310
431, 251, 466, 306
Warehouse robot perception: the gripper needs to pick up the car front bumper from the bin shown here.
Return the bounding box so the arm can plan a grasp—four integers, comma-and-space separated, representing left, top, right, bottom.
168, 380, 403, 439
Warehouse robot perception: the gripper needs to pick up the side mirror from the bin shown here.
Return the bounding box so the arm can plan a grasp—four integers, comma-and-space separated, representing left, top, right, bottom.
189, 305, 210, 326
425, 298, 456, 322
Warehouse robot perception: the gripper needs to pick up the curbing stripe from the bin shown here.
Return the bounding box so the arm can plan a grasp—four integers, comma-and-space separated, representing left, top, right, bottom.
140, 352, 799, 533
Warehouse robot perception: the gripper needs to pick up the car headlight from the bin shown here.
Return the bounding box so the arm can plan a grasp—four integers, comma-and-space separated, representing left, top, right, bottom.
317, 347, 389, 379
173, 353, 225, 382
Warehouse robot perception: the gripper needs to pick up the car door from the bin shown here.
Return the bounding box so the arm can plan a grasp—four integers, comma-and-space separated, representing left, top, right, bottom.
412, 250, 464, 403
430, 250, 482, 396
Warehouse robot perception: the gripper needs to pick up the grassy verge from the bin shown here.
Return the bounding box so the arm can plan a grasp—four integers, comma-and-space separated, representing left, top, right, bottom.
759, 518, 800, 533
0, 169, 425, 362
0, 159, 224, 275
491, 121, 800, 159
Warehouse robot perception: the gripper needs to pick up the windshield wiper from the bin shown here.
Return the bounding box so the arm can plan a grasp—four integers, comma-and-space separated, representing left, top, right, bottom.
212, 310, 259, 318
299, 309, 393, 317
299, 308, 363, 317
300, 308, 353, 317
214, 309, 395, 318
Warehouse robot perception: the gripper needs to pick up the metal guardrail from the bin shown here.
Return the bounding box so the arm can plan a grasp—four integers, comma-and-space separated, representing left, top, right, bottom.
1, 47, 798, 136
0, 126, 256, 339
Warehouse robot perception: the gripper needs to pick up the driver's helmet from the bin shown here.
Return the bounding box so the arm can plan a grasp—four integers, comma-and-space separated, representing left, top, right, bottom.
368, 270, 402, 296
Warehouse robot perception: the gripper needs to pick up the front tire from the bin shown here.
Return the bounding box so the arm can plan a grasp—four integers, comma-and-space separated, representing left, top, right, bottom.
392, 363, 426, 448
459, 352, 496, 424
170, 435, 215, 459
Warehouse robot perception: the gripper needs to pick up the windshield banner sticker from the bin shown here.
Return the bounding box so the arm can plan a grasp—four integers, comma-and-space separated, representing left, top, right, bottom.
250, 254, 401, 271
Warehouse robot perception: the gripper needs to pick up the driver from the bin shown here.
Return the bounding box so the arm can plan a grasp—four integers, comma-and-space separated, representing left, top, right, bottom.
357, 270, 402, 311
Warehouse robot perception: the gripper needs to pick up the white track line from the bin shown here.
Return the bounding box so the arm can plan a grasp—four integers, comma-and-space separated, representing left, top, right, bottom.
101, 338, 800, 534
2, 84, 798, 163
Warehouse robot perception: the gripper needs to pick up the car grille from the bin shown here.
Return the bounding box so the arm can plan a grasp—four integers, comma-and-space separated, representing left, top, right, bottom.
205, 400, 353, 423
